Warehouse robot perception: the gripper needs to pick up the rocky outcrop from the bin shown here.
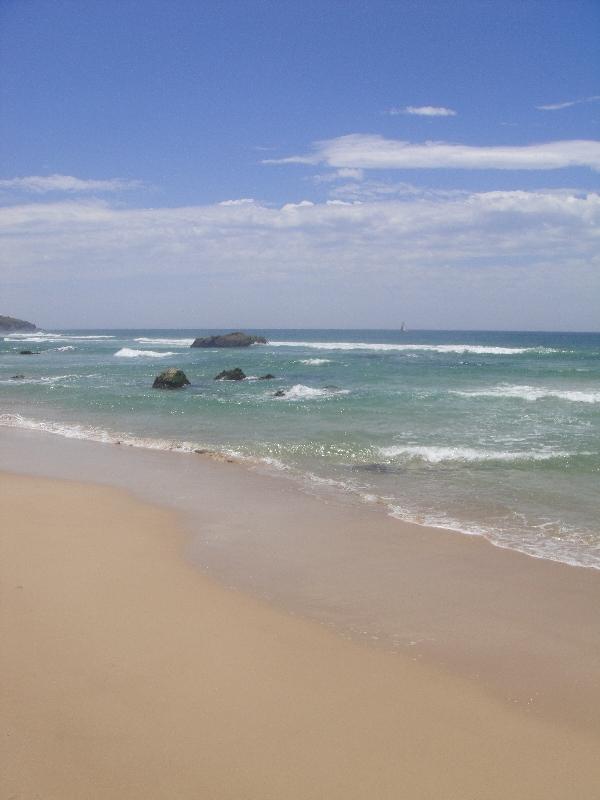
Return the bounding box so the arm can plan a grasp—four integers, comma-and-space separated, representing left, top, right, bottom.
273, 389, 286, 397
152, 368, 191, 389
0, 315, 37, 332
259, 374, 275, 380
19, 350, 39, 355
214, 368, 246, 381
191, 332, 267, 348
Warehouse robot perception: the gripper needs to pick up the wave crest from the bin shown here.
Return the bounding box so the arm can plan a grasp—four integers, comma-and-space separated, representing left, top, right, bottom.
270, 340, 555, 355
278, 384, 349, 400
453, 385, 600, 403
377, 445, 571, 464
134, 337, 194, 346
114, 348, 176, 358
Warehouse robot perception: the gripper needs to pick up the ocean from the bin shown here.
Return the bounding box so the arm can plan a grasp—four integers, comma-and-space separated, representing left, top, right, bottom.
1, 328, 599, 568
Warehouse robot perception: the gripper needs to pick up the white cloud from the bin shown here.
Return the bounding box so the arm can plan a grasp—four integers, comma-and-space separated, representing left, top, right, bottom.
2, 190, 598, 328
0, 174, 142, 193
265, 134, 600, 171
536, 95, 600, 111
389, 105, 457, 117
218, 198, 256, 206
1, 189, 598, 280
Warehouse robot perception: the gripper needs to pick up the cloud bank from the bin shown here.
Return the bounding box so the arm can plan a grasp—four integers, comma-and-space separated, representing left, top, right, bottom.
2, 187, 598, 328
2, 189, 598, 280
266, 134, 600, 171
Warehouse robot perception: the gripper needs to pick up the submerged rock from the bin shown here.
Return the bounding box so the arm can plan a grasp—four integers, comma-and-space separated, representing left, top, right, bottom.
19, 350, 39, 355
273, 389, 286, 397
10, 374, 25, 380
214, 367, 246, 381
191, 332, 267, 348
259, 373, 275, 380
152, 368, 191, 389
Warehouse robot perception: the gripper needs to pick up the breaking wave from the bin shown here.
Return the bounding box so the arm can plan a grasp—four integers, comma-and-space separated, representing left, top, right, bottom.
134, 337, 194, 346
269, 340, 555, 355
298, 358, 333, 365
277, 384, 350, 400
0, 374, 79, 386
4, 332, 114, 342
377, 445, 571, 464
453, 385, 600, 403
114, 348, 176, 358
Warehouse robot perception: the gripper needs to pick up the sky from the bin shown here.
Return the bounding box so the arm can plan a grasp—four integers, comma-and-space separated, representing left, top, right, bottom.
1, 0, 599, 330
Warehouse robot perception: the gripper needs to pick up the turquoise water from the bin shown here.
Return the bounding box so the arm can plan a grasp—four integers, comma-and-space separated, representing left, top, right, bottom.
2, 328, 599, 567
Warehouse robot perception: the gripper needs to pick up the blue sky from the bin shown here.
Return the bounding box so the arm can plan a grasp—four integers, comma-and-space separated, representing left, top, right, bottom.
1, 0, 599, 329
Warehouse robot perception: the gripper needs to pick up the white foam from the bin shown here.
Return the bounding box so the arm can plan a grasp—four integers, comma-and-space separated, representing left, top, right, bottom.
134, 337, 194, 346
4, 332, 115, 344
0, 413, 288, 474
385, 504, 600, 569
0, 374, 78, 386
298, 358, 333, 365
55, 345, 75, 351
278, 384, 349, 400
270, 341, 553, 355
0, 413, 201, 452
257, 456, 289, 470
114, 348, 176, 358
378, 445, 570, 463
453, 385, 600, 403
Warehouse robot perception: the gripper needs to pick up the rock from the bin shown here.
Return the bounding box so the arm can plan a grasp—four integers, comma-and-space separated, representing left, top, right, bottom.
259, 373, 275, 380
0, 315, 37, 332
191, 332, 267, 348
19, 350, 39, 355
274, 389, 286, 397
10, 374, 25, 380
214, 367, 246, 381
152, 368, 191, 389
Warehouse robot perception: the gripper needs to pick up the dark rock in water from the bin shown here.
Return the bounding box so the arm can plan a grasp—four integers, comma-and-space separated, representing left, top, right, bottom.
152, 368, 191, 389
19, 350, 39, 355
214, 367, 246, 381
273, 389, 286, 397
0, 315, 37, 332
191, 332, 267, 348
10, 374, 25, 380
259, 373, 275, 380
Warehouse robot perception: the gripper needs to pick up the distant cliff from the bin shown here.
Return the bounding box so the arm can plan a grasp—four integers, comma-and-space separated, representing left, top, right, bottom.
0, 315, 37, 332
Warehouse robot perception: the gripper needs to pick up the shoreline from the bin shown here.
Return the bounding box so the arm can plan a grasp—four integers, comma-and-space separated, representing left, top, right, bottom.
2, 469, 600, 798
1, 425, 600, 740
1, 410, 598, 571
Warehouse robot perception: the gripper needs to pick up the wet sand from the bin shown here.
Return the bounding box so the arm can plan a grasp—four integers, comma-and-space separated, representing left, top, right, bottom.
1, 426, 600, 737
2, 469, 600, 799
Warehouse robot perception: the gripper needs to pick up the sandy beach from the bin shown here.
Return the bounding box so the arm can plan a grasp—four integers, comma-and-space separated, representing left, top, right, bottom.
2, 463, 600, 799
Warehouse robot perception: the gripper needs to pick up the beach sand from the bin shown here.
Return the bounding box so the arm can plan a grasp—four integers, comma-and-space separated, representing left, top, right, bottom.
2, 469, 600, 799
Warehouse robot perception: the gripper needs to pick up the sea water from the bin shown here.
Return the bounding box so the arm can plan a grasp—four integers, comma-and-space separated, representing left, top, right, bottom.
1, 328, 599, 568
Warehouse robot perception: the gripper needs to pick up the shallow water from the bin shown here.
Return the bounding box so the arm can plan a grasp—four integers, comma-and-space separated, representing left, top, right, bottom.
1, 328, 599, 567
